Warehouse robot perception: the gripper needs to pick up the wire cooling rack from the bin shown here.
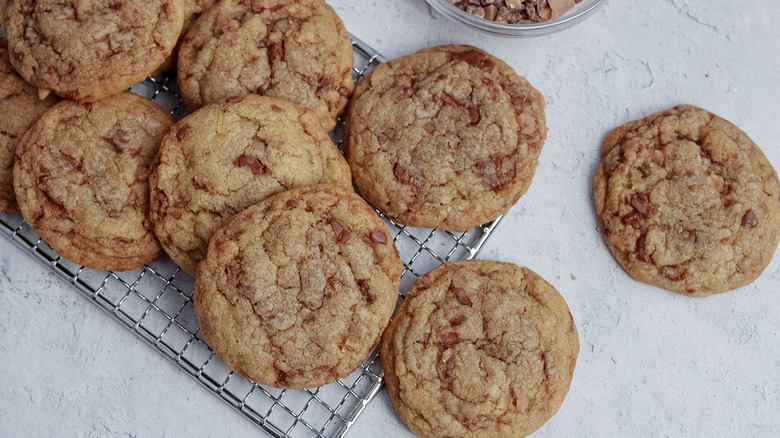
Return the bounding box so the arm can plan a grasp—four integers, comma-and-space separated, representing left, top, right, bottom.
0, 35, 504, 437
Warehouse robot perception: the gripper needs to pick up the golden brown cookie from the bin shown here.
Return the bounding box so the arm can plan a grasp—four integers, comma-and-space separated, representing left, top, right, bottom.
0, 37, 59, 213
3, 0, 184, 102
345, 45, 547, 232
150, 94, 352, 276
381, 260, 579, 438
594, 105, 780, 296
177, 0, 354, 131
194, 185, 401, 389
14, 92, 173, 271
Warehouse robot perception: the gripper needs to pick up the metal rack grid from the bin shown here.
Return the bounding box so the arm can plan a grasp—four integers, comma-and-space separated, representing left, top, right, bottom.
0, 35, 504, 437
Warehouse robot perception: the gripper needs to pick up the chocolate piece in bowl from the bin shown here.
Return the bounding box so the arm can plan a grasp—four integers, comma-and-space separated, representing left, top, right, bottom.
450, 0, 583, 24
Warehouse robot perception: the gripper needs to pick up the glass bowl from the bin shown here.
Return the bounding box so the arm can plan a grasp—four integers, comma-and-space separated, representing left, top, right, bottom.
425, 0, 607, 37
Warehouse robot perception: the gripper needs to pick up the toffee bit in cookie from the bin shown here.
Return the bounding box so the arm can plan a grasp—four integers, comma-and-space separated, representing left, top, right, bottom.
329, 219, 351, 243
233, 154, 268, 175
450, 285, 472, 306
449, 0, 582, 24
451, 49, 493, 72
368, 230, 388, 244
662, 266, 684, 282
449, 315, 467, 326
635, 234, 652, 263
439, 330, 460, 348
627, 192, 653, 218
621, 211, 641, 226
268, 41, 285, 63
443, 356, 456, 378
192, 178, 214, 192
357, 279, 377, 304
175, 124, 191, 141
393, 162, 410, 183
742, 210, 758, 228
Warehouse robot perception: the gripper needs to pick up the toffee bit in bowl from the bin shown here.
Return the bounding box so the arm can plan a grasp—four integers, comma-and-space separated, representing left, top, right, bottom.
449, 0, 582, 24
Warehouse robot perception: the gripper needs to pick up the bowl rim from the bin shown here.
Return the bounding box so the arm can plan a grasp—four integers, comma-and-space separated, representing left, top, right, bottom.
426, 0, 608, 31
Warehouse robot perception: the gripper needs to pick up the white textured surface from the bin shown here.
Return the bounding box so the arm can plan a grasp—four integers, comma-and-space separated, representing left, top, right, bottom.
1, 0, 779, 436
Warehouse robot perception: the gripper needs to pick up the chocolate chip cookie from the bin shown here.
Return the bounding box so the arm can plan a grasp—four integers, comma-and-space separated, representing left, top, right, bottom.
14, 92, 173, 271
194, 185, 401, 389
594, 105, 780, 296
345, 45, 547, 232
3, 0, 184, 102
150, 94, 352, 276
381, 260, 579, 438
177, 0, 354, 131
1, 37, 59, 213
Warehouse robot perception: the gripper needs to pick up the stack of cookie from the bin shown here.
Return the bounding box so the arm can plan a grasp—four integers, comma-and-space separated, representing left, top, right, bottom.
8, 1, 777, 437
2, 0, 404, 391
1, 0, 582, 433
1, 0, 190, 270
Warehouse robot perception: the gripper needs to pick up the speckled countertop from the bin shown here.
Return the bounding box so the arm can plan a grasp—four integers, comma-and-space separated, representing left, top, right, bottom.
1, 1, 779, 437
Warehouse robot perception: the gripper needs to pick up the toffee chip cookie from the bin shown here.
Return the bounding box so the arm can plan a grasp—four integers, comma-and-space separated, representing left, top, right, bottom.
3, 0, 184, 102
345, 45, 547, 232
150, 95, 352, 276
594, 105, 780, 296
177, 0, 354, 131
1, 37, 59, 213
381, 260, 579, 438
14, 92, 173, 271
194, 185, 401, 389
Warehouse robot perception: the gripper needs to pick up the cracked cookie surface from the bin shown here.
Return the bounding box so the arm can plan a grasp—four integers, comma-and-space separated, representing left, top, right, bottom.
594, 105, 780, 296
194, 185, 401, 389
3, 0, 184, 102
177, 0, 354, 131
345, 45, 547, 232
381, 260, 579, 438
150, 94, 352, 276
14, 92, 173, 271
1, 37, 59, 213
